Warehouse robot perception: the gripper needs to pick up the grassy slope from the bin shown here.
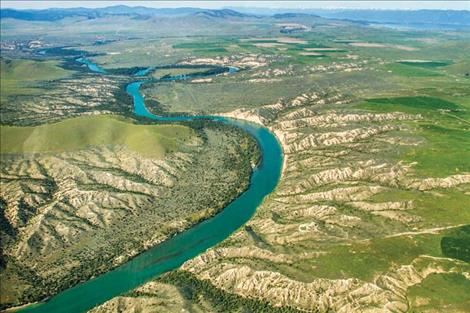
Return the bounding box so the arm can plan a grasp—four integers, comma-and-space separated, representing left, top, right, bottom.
408, 273, 470, 312
301, 93, 470, 286
0, 115, 193, 158
385, 63, 442, 77
358, 96, 470, 177
0, 58, 71, 100
313, 93, 469, 281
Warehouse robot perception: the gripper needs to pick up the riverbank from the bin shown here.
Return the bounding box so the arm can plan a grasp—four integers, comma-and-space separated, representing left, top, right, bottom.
217, 109, 288, 179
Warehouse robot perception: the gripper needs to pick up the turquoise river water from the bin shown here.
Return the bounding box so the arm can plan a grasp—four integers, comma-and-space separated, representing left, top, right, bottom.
17, 59, 283, 313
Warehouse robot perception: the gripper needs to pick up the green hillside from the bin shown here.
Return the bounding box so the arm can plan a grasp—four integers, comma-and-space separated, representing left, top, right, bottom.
0, 58, 71, 100
0, 115, 193, 158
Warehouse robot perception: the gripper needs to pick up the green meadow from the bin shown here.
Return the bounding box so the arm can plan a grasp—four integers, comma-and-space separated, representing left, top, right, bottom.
358, 96, 470, 177
0, 58, 71, 100
408, 273, 470, 312
0, 115, 193, 158
385, 63, 443, 77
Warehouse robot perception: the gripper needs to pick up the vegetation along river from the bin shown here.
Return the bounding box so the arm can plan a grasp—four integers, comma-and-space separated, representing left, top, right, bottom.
17, 58, 283, 313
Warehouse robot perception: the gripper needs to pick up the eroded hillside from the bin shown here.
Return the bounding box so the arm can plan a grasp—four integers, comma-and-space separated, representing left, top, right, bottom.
0, 58, 132, 126
93, 89, 469, 312
177, 92, 469, 312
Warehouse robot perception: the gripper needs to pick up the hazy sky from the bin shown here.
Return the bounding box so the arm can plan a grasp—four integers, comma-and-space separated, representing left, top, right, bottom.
2, 1, 469, 10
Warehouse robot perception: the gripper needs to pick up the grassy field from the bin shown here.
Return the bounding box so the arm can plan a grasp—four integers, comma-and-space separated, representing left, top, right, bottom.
0, 115, 193, 158
385, 63, 443, 77
143, 68, 391, 114
358, 96, 470, 177
143, 78, 311, 112
307, 234, 443, 281
363, 96, 461, 112
0, 58, 71, 101
408, 273, 470, 312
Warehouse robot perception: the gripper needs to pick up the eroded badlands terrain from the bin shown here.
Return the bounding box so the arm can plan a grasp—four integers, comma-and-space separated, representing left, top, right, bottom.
93, 88, 469, 312
181, 93, 470, 312
0, 120, 259, 308
1, 70, 131, 126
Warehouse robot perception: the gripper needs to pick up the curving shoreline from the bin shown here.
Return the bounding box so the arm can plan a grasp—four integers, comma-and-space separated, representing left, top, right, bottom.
15, 59, 283, 313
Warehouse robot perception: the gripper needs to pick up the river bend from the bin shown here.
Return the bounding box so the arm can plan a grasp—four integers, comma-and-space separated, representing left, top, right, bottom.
17, 58, 283, 313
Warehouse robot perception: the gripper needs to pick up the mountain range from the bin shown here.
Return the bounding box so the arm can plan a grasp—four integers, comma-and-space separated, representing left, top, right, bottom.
1, 5, 469, 28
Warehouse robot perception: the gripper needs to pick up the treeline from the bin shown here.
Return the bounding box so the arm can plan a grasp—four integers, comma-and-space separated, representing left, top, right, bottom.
106, 67, 148, 76
104, 64, 232, 78
159, 66, 231, 81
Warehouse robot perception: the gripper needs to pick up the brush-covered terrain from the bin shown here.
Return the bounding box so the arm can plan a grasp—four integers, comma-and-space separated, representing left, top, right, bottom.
0, 49, 263, 310
0, 57, 134, 126
1, 6, 469, 313
0, 111, 259, 309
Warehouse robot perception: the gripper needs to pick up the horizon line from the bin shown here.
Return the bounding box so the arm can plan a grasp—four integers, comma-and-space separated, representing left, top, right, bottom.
2, 1, 469, 11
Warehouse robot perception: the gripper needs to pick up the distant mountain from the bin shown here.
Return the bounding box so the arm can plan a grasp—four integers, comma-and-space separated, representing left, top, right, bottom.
0, 6, 255, 21
2, 6, 469, 29
193, 9, 253, 18
272, 13, 320, 19
312, 9, 470, 26
0, 8, 98, 21
0, 6, 208, 21
227, 7, 470, 27
225, 6, 295, 16
143, 7, 205, 16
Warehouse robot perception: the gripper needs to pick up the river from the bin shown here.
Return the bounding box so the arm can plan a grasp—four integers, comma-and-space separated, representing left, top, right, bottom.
17, 58, 283, 313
